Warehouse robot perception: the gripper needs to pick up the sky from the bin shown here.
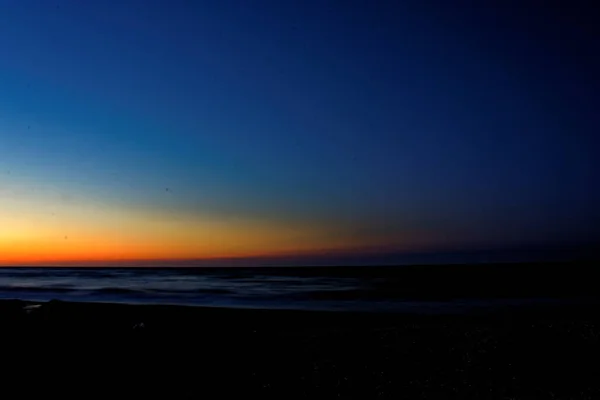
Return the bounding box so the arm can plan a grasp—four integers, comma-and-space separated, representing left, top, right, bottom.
0, 0, 598, 266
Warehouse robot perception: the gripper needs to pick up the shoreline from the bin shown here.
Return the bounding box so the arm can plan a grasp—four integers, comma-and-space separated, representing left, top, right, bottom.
5, 297, 600, 334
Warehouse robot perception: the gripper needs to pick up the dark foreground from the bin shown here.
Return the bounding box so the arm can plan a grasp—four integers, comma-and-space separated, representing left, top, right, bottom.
2, 300, 599, 399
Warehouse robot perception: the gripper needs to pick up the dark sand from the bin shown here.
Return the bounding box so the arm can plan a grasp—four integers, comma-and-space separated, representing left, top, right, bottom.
2, 299, 599, 399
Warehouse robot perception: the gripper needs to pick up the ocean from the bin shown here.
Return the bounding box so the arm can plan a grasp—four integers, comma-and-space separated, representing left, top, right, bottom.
0, 265, 591, 313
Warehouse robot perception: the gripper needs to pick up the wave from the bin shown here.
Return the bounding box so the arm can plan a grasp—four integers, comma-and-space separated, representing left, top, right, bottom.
0, 285, 76, 293
193, 288, 232, 295
89, 287, 148, 295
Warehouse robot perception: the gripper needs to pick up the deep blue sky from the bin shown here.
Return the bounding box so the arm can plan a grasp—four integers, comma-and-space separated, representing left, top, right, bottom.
1, 0, 598, 264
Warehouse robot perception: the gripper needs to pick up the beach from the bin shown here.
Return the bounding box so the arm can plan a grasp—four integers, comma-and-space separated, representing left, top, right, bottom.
3, 299, 599, 399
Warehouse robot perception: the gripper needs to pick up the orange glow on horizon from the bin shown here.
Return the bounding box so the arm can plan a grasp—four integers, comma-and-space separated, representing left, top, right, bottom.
0, 218, 429, 266
0, 182, 432, 266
